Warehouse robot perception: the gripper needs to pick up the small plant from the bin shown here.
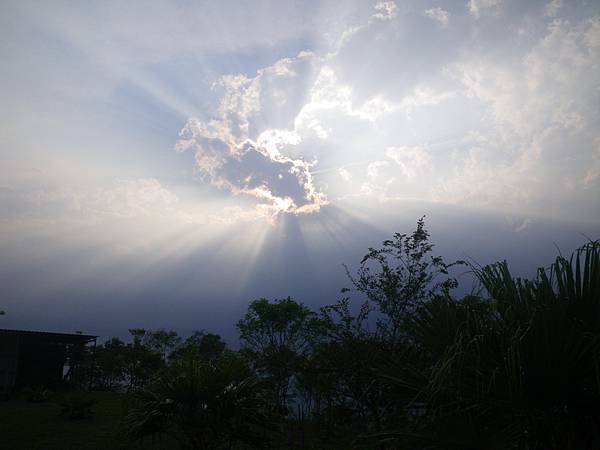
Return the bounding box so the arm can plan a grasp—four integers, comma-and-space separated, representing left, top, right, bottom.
23, 386, 52, 403
60, 394, 97, 420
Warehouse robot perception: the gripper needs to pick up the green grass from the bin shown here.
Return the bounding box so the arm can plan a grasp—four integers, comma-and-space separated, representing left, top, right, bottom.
0, 391, 176, 450
0, 391, 354, 450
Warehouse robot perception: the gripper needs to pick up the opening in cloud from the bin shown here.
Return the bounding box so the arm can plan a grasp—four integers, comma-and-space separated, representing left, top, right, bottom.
177, 118, 327, 218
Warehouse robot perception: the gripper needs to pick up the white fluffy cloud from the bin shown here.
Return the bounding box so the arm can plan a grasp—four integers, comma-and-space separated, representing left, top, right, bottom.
468, 0, 502, 19
386, 146, 430, 180
373, 1, 398, 21
545, 0, 563, 18
169, 1, 600, 223
432, 16, 600, 217
3, 0, 599, 226
425, 8, 449, 28
175, 52, 327, 218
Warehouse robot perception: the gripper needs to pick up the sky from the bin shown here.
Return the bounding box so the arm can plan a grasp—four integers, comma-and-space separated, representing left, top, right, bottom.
1, 0, 599, 343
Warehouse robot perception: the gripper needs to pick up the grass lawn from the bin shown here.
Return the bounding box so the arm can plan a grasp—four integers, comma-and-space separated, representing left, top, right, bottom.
0, 391, 176, 450
0, 391, 354, 450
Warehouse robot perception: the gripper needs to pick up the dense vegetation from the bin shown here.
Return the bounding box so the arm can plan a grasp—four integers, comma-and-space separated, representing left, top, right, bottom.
4, 218, 599, 449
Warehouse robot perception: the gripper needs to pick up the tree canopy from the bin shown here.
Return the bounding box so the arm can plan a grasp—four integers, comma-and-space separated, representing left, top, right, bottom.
81, 218, 600, 450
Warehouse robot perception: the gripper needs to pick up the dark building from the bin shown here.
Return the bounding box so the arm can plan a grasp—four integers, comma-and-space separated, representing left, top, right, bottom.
0, 329, 96, 394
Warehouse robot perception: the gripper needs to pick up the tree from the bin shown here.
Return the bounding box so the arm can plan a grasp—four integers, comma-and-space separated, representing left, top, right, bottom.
94, 337, 127, 390
170, 331, 227, 362
123, 329, 164, 391
367, 241, 600, 450
307, 298, 394, 432
237, 297, 321, 413
299, 217, 465, 433
343, 216, 464, 346
137, 328, 182, 363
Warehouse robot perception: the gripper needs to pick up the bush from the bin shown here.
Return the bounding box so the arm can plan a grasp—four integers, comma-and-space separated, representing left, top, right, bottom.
124, 352, 273, 450
23, 386, 52, 403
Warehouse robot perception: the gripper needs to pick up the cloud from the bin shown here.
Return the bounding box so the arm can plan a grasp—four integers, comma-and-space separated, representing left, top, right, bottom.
583, 140, 600, 187
172, 1, 419, 220
168, 2, 600, 224
468, 0, 501, 19
294, 66, 400, 128
424, 8, 449, 28
4, 0, 600, 340
176, 52, 327, 218
336, 1, 398, 48
585, 17, 600, 48
367, 160, 390, 179
426, 15, 600, 216
0, 178, 193, 227
545, 0, 563, 18
338, 167, 352, 182
179, 125, 326, 216
373, 1, 398, 21
386, 146, 430, 180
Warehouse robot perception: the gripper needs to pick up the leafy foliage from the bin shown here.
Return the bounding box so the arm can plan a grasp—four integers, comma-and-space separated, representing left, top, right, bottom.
94, 337, 127, 390
170, 331, 226, 362
124, 352, 272, 450
237, 297, 321, 413
374, 241, 600, 449
343, 216, 465, 344
82, 219, 599, 449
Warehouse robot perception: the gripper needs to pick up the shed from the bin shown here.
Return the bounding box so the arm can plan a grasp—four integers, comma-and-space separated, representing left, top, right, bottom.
0, 329, 96, 393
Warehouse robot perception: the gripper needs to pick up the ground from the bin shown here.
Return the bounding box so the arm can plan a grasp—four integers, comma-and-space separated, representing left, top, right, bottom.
0, 391, 173, 450
0, 391, 352, 450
